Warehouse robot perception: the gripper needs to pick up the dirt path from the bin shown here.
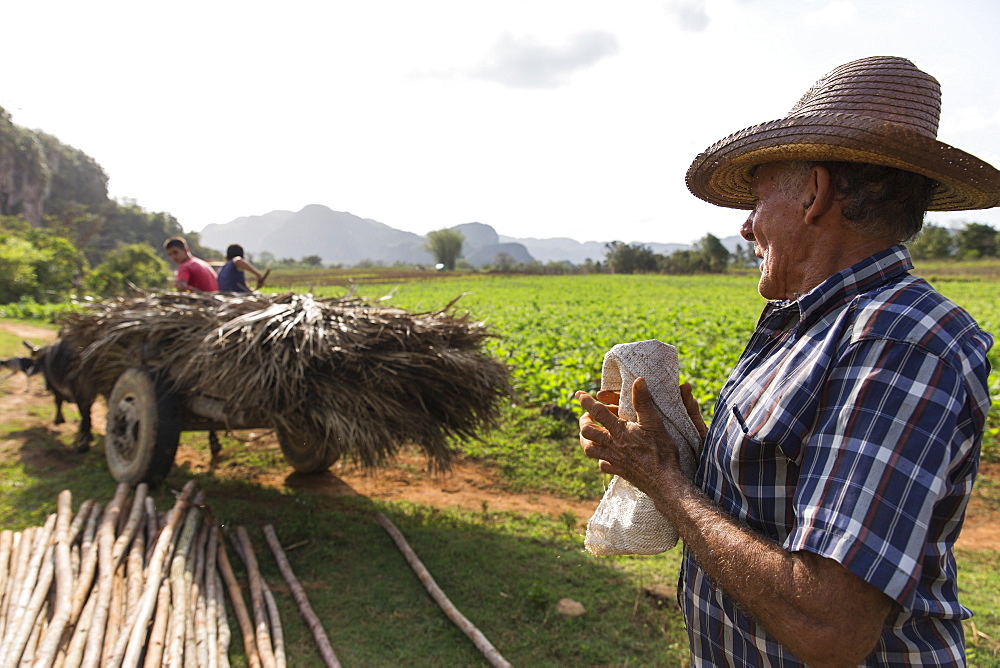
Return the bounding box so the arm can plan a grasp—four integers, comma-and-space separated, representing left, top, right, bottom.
1, 322, 996, 549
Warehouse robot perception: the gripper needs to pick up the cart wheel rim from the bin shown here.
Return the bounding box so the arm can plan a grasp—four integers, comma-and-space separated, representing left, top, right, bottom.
109, 393, 142, 462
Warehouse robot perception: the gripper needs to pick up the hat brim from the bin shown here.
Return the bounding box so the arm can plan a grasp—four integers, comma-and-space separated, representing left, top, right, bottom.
686, 113, 1000, 211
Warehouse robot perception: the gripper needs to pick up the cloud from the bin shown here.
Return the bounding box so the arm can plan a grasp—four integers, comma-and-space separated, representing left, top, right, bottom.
944, 104, 1000, 135
472, 31, 620, 89
802, 0, 858, 27
663, 0, 709, 32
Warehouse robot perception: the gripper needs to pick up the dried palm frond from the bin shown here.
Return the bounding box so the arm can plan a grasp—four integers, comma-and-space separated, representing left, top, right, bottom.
59, 290, 510, 470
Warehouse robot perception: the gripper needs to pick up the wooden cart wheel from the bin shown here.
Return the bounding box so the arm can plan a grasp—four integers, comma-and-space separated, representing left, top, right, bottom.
105, 368, 181, 486
276, 428, 340, 473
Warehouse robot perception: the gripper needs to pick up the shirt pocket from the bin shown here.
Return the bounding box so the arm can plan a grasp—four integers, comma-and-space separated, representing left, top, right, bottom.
729, 402, 804, 465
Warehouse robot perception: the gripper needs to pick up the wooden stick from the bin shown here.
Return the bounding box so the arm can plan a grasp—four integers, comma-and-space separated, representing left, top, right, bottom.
70, 543, 80, 584
81, 482, 130, 668
62, 590, 98, 668
166, 493, 202, 666
23, 599, 48, 667
4, 516, 55, 659
10, 520, 55, 643
67, 499, 95, 547
32, 490, 74, 668
183, 513, 206, 667
214, 563, 231, 668
262, 587, 286, 668
113, 479, 199, 668
1, 529, 30, 641
194, 584, 209, 668
215, 535, 261, 668
142, 581, 170, 668
81, 504, 101, 560
231, 530, 285, 668
125, 532, 145, 621
4, 542, 55, 665
1, 529, 29, 641
183, 597, 197, 668
0, 530, 13, 628
115, 495, 132, 536
102, 561, 126, 666
375, 512, 512, 668
262, 525, 340, 668
112, 484, 148, 568
235, 527, 277, 668
68, 503, 102, 628
190, 525, 209, 668
143, 497, 158, 565
204, 527, 221, 668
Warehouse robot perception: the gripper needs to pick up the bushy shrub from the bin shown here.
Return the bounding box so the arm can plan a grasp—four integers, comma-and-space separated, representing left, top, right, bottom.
86, 243, 170, 296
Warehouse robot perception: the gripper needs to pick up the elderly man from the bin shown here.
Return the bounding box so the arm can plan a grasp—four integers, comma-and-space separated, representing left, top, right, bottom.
578, 56, 1000, 666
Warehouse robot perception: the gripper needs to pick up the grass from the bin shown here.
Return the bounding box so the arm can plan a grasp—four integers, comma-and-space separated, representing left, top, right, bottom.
462, 403, 608, 499
960, 548, 1000, 665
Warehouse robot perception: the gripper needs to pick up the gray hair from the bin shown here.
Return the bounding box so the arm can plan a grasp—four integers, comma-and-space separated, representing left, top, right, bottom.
775, 160, 936, 243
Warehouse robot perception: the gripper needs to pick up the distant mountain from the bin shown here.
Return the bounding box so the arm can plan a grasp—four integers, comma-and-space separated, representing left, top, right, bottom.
200, 205, 435, 265
199, 204, 747, 267
454, 223, 533, 267
200, 210, 296, 250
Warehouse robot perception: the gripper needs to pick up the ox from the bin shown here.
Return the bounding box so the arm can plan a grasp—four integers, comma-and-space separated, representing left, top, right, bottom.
24, 339, 97, 453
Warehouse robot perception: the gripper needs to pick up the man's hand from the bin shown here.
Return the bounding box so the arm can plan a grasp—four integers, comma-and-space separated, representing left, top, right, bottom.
576, 377, 683, 497
592, 382, 708, 440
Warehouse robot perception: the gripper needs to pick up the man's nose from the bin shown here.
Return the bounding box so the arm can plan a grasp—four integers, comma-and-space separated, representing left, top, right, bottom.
740, 213, 755, 241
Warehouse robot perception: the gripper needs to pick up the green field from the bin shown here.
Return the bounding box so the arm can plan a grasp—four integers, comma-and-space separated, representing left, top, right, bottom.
2, 269, 999, 665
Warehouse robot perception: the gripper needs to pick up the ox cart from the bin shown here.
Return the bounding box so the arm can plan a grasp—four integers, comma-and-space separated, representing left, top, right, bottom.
54, 290, 508, 486
104, 366, 337, 484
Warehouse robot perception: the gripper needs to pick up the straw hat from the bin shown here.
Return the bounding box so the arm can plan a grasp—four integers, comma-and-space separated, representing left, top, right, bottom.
686, 56, 1000, 211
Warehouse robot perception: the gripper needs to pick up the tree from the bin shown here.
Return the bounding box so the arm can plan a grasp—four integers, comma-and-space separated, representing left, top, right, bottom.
0, 235, 43, 303
694, 233, 731, 273
423, 229, 465, 271
302, 254, 324, 267
255, 251, 276, 268
659, 249, 708, 274
86, 243, 170, 296
955, 221, 998, 259
0, 216, 81, 303
908, 223, 955, 260
604, 241, 658, 274
493, 252, 515, 272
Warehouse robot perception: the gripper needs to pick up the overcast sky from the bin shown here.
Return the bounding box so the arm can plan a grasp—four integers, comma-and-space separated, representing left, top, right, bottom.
4, 0, 1000, 245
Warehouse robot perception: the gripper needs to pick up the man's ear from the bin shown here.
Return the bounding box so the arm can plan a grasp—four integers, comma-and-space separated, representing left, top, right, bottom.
804, 165, 835, 224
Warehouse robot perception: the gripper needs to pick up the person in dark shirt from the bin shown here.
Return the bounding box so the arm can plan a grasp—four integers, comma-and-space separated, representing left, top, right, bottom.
216, 244, 266, 293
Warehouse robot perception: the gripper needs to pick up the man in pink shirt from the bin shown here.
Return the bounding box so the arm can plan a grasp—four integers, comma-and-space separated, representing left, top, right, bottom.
163, 236, 219, 292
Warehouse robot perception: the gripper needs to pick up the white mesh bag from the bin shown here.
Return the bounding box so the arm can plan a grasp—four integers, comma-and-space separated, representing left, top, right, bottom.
584, 340, 703, 556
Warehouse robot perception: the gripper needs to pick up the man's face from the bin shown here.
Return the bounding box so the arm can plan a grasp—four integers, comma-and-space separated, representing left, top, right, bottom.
165, 246, 189, 266
741, 162, 810, 300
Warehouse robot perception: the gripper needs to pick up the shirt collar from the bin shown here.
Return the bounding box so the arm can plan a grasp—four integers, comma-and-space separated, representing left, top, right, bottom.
766, 245, 914, 328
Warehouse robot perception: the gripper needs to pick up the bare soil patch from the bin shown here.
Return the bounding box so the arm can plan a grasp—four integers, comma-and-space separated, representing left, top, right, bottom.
0, 321, 996, 548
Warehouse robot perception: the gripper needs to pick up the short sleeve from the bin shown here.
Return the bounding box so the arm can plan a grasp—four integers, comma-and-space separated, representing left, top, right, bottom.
784, 338, 967, 606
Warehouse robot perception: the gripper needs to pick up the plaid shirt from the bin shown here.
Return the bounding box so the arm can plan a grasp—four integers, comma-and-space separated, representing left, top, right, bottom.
679, 246, 993, 666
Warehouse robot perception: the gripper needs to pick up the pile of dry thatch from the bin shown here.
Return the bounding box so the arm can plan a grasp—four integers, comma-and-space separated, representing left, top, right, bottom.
60, 290, 510, 469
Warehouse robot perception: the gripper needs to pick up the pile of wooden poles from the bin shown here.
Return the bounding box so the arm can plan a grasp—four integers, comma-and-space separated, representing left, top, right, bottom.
0, 481, 339, 667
